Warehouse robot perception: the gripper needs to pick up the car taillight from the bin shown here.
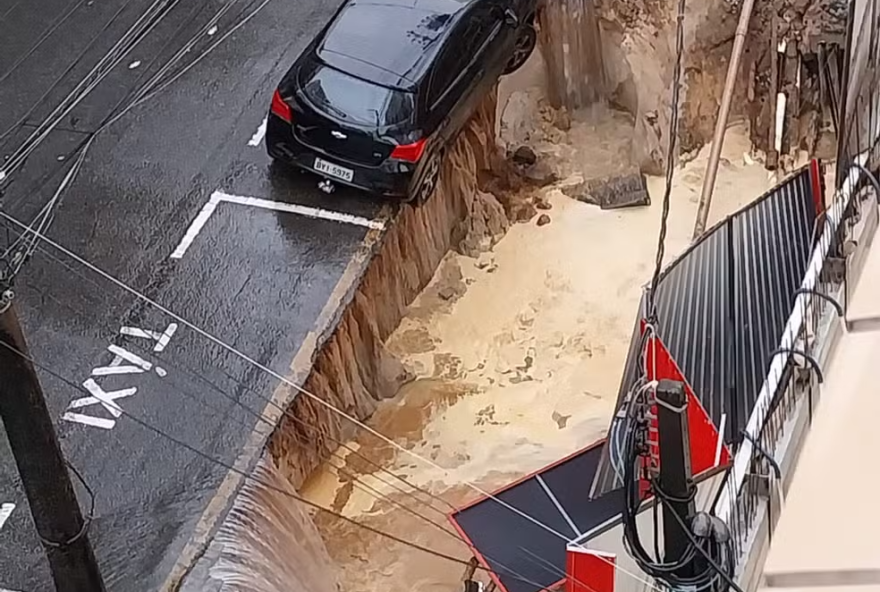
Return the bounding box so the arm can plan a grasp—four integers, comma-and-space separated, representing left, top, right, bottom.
271, 89, 292, 123
390, 138, 427, 163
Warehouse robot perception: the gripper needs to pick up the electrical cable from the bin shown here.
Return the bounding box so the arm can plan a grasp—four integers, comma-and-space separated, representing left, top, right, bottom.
0, 336, 582, 592
97, 0, 276, 133
0, 0, 92, 86
647, 0, 687, 320
1, 233, 591, 590
610, 1, 748, 580
0, 212, 672, 592
0, 0, 142, 147
0, 0, 271, 275
0, 0, 187, 179
6, 232, 461, 523
0, 211, 574, 548
0, 0, 26, 20
0, 0, 254, 278
0, 138, 94, 280
38, 459, 95, 548
2, 2, 696, 586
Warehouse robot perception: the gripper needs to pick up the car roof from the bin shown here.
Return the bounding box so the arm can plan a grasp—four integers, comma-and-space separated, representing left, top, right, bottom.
317, 0, 473, 89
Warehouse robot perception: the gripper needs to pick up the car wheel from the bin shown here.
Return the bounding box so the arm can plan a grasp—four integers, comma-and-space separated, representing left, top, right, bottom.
504, 24, 537, 75
412, 152, 441, 205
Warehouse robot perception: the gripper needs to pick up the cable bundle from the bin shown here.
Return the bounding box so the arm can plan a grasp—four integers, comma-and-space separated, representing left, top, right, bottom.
609, 326, 741, 592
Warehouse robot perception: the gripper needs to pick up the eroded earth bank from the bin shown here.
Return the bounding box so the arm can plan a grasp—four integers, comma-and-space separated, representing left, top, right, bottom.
199, 0, 847, 589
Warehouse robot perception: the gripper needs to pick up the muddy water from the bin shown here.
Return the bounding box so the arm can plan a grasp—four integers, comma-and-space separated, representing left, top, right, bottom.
299, 118, 786, 592
206, 460, 339, 592
202, 6, 801, 590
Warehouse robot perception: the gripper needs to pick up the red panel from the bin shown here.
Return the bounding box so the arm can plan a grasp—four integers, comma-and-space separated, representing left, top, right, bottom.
809, 158, 825, 216
644, 333, 731, 479
566, 547, 616, 592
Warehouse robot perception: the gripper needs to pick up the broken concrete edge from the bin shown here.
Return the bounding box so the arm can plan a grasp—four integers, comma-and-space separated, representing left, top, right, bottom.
161, 205, 395, 591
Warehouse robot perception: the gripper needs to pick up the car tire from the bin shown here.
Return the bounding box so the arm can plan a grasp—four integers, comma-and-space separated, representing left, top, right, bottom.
504, 24, 537, 75
411, 151, 442, 206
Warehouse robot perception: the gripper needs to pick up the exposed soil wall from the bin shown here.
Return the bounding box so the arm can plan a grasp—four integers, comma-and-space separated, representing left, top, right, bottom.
538, 0, 743, 173
266, 87, 520, 489
540, 0, 846, 175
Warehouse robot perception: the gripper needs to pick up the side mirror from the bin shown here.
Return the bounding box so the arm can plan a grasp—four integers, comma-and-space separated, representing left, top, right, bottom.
503, 7, 519, 27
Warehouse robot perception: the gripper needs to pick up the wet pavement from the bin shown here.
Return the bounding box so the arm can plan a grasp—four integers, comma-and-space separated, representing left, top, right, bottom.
0, 0, 387, 589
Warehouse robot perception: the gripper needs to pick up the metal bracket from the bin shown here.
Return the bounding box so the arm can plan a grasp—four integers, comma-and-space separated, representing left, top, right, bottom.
769, 346, 824, 383
852, 162, 880, 204
793, 287, 844, 317
741, 430, 782, 479
821, 255, 846, 283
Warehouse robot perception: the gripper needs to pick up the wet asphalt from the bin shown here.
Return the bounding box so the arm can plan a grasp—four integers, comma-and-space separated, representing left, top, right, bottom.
0, 0, 388, 589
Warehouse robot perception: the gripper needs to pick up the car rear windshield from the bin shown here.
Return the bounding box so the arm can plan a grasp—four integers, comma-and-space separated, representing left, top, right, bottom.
302, 65, 414, 127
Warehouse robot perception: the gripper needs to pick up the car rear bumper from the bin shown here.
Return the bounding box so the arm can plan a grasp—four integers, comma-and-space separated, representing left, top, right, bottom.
266, 114, 415, 198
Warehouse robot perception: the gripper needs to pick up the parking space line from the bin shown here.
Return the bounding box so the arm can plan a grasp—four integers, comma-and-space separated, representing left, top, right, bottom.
217, 192, 385, 229
170, 195, 222, 259
247, 117, 267, 146
170, 191, 385, 259
0, 503, 14, 531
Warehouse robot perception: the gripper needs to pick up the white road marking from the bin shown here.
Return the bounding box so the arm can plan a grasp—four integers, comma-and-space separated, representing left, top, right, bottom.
170, 196, 221, 259
220, 193, 386, 228
248, 117, 267, 146
91, 345, 152, 377
170, 191, 385, 259
63, 324, 178, 430
120, 323, 178, 353
91, 364, 144, 376
106, 345, 153, 371
71, 379, 135, 418
61, 412, 115, 430
0, 503, 14, 531
119, 327, 163, 340
154, 323, 177, 352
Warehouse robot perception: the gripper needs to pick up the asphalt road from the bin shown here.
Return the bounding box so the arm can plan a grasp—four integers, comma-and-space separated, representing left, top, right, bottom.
0, 0, 388, 589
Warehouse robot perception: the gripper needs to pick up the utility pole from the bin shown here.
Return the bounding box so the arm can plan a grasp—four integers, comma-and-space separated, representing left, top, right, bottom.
655, 379, 696, 574
0, 297, 106, 591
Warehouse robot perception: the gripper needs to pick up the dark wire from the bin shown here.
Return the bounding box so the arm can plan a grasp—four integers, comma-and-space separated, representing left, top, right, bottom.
647, 0, 687, 320
0, 0, 240, 281
6, 234, 463, 530
0, 0, 92, 86
39, 459, 95, 548
0, 338, 477, 568
5, 227, 462, 524
0, 0, 142, 147
0, 0, 26, 21
0, 336, 560, 590
654, 485, 746, 592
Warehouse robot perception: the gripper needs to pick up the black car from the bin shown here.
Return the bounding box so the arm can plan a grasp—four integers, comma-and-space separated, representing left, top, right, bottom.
266, 0, 538, 203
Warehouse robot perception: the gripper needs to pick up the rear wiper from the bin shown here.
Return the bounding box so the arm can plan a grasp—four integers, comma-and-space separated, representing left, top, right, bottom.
321, 102, 348, 119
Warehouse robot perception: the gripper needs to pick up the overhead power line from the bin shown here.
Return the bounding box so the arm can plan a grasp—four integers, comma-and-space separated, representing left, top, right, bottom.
0, 335, 571, 592
0, 210, 669, 592
3, 230, 608, 592
0, 0, 272, 284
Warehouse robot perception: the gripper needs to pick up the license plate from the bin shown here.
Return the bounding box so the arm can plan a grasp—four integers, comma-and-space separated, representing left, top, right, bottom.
314, 157, 353, 182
